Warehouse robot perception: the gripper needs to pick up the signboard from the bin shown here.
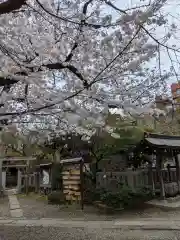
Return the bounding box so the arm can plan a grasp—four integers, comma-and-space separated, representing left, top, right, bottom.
42, 170, 49, 185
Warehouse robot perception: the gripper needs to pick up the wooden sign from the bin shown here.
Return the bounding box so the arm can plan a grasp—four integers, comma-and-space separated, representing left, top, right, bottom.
62, 167, 81, 202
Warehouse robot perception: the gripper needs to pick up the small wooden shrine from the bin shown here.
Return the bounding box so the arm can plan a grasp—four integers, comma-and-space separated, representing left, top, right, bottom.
134, 132, 180, 199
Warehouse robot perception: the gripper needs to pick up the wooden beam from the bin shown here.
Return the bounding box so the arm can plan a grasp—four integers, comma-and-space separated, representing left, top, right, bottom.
0, 157, 36, 161
2, 165, 27, 168
60, 158, 82, 164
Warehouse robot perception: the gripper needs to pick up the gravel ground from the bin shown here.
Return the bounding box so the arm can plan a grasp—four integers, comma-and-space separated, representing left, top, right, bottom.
0, 226, 179, 240
0, 197, 10, 218
18, 196, 116, 220
18, 195, 180, 220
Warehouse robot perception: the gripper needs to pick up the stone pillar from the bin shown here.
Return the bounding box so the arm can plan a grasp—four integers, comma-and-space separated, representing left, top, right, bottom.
17, 169, 22, 193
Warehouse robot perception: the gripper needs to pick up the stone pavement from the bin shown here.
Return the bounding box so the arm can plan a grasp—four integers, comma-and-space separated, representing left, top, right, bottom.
0, 196, 10, 218
7, 191, 23, 218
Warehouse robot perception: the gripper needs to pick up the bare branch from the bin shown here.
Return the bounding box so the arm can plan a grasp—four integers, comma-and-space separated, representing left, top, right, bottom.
124, 3, 151, 12
35, 0, 119, 29
104, 0, 126, 14
44, 62, 88, 88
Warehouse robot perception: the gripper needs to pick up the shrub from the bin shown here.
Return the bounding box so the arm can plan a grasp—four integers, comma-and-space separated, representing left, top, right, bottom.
47, 190, 65, 205
93, 187, 107, 201
95, 185, 153, 209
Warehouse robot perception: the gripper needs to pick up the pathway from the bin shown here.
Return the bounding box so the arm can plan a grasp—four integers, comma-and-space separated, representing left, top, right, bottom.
7, 189, 23, 218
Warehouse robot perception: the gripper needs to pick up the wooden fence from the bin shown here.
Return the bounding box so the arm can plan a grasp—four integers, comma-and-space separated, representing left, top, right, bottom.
18, 173, 37, 193
96, 167, 178, 191
18, 172, 61, 194
17, 166, 178, 194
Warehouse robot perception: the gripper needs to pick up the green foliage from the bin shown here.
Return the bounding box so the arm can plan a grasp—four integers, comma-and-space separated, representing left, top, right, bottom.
94, 185, 153, 209
47, 190, 65, 205
90, 115, 146, 163
91, 187, 107, 202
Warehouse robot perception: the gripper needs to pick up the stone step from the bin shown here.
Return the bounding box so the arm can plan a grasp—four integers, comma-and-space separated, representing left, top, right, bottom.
10, 204, 20, 210
10, 209, 23, 218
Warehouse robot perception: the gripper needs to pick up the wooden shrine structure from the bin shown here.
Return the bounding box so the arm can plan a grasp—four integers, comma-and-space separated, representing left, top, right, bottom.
134, 132, 180, 199
0, 156, 36, 194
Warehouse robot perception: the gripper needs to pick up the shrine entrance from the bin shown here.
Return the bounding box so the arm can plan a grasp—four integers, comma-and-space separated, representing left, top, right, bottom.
6, 167, 18, 188
134, 132, 180, 199
0, 157, 36, 191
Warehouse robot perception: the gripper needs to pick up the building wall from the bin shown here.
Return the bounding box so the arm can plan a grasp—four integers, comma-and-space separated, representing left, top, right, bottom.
171, 83, 180, 109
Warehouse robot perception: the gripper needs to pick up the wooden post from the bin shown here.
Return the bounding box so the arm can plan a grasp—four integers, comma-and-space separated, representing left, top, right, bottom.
80, 159, 84, 210
167, 164, 171, 183
148, 162, 155, 196
25, 160, 30, 195
50, 166, 53, 193
0, 159, 3, 195
34, 172, 38, 193
17, 169, 22, 193
157, 155, 165, 199
2, 171, 6, 190
174, 154, 180, 193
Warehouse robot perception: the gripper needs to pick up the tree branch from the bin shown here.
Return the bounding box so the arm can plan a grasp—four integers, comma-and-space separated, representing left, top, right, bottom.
44, 62, 88, 88
104, 0, 126, 14
0, 76, 18, 86
104, 0, 180, 54
35, 0, 118, 29
0, 0, 26, 15
65, 0, 93, 63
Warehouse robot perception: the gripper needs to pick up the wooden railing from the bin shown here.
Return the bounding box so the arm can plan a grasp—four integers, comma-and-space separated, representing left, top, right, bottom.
96, 167, 178, 191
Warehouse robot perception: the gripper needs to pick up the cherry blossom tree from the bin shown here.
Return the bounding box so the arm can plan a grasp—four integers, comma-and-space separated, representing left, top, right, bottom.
0, 0, 178, 138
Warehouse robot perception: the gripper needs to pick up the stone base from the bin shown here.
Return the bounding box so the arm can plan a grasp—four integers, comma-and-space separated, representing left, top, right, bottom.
164, 182, 178, 197
166, 195, 180, 203
147, 197, 180, 210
